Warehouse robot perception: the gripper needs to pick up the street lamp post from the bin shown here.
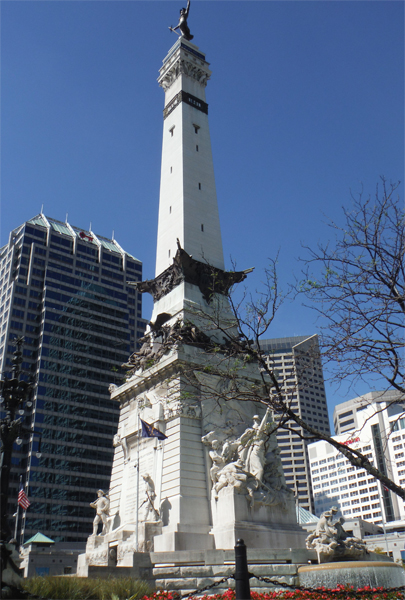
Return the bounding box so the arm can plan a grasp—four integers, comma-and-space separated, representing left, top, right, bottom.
0, 336, 34, 598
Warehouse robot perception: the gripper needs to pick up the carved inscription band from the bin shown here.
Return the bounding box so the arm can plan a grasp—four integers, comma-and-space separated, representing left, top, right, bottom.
163, 90, 208, 120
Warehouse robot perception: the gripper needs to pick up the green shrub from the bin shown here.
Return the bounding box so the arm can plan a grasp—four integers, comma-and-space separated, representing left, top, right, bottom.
97, 577, 151, 600
21, 575, 151, 600
22, 576, 99, 599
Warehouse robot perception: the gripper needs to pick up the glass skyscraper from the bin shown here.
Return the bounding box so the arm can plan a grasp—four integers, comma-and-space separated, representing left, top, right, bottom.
0, 214, 146, 542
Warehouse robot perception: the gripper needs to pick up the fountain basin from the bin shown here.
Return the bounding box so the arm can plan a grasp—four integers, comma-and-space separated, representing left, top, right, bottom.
298, 561, 405, 590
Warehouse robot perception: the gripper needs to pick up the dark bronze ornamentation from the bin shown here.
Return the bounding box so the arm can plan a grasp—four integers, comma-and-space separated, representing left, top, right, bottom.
123, 317, 256, 375
130, 241, 253, 304
123, 320, 212, 373
163, 91, 208, 120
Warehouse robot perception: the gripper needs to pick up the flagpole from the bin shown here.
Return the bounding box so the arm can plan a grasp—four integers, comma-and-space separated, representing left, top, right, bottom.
14, 476, 22, 542
135, 410, 140, 552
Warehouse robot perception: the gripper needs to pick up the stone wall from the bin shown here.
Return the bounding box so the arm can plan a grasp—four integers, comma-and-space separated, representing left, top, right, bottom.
81, 547, 316, 596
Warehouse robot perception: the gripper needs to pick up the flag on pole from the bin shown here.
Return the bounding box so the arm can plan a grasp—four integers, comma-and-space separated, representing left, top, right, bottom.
140, 419, 167, 440
18, 485, 30, 510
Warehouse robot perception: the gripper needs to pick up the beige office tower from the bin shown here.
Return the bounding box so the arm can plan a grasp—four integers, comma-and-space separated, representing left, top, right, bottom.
260, 335, 331, 513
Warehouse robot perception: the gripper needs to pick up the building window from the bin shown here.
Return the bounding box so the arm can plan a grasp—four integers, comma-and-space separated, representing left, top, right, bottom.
198, 183, 201, 190
194, 124, 200, 134
196, 145, 199, 152
170, 166, 173, 173
170, 126, 175, 136
201, 224, 204, 232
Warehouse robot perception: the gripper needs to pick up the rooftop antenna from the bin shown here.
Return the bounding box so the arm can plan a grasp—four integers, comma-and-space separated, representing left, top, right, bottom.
112, 229, 115, 241
40, 204, 44, 215
65, 213, 68, 224
89, 222, 92, 232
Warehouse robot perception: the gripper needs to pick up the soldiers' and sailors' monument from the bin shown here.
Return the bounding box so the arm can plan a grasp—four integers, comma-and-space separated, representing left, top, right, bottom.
78, 1, 306, 576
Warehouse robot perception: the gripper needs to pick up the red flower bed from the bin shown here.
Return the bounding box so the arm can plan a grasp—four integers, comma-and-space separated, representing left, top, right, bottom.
142, 586, 405, 600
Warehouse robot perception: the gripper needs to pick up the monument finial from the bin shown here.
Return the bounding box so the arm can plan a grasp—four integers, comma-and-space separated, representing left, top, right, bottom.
169, 0, 193, 41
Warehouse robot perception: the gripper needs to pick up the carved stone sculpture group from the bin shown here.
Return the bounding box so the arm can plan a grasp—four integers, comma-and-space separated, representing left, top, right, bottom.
306, 506, 368, 563
203, 408, 293, 509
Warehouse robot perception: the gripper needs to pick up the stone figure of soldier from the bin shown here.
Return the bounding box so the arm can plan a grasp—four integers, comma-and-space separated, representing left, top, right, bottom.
90, 489, 110, 536
141, 474, 160, 522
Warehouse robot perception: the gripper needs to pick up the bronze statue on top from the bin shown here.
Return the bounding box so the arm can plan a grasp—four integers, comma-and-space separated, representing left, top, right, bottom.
170, 0, 193, 41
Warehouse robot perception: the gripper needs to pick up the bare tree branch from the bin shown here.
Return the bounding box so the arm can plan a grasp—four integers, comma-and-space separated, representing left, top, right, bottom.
299, 177, 404, 395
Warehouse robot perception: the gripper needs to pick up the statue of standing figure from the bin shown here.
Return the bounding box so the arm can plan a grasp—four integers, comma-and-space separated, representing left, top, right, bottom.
140, 474, 160, 522
113, 431, 129, 464
170, 0, 194, 41
90, 490, 110, 536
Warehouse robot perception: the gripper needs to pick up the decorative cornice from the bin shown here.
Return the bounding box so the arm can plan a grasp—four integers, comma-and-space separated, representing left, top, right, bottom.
158, 46, 211, 92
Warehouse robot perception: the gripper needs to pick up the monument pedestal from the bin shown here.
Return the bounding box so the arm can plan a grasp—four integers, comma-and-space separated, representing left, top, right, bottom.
154, 524, 215, 552
210, 486, 307, 550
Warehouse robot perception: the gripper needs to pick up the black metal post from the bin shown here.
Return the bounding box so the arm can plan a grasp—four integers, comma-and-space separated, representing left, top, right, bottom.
234, 538, 251, 600
1, 337, 34, 598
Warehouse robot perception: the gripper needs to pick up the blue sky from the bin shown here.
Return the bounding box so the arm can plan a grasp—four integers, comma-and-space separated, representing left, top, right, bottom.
1, 1, 404, 417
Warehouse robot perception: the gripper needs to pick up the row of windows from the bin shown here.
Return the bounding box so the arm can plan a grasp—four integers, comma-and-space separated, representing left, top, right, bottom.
30, 470, 111, 490
43, 324, 129, 351
25, 225, 47, 238
24, 503, 93, 520
41, 338, 128, 362
34, 456, 113, 475
37, 441, 113, 462
36, 402, 118, 425
38, 372, 110, 396
36, 411, 117, 436
44, 310, 126, 339
46, 280, 127, 308
41, 360, 124, 385
45, 289, 128, 319
24, 519, 92, 542
37, 386, 120, 411
37, 417, 117, 442
41, 347, 126, 373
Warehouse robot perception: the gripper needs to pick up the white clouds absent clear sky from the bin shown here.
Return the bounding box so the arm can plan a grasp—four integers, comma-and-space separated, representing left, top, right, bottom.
1, 1, 404, 416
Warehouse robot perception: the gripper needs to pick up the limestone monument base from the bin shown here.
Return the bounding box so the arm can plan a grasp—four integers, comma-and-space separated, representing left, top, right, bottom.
211, 486, 307, 550
83, 520, 163, 569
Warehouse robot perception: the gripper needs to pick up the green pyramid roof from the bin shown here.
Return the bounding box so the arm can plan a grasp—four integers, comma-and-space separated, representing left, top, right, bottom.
296, 505, 319, 524
24, 532, 55, 545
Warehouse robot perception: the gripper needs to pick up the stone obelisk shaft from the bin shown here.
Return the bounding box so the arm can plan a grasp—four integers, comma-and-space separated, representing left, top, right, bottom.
156, 39, 224, 278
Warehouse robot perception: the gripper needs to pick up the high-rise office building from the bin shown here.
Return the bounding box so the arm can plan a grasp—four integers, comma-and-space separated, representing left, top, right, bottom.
333, 390, 403, 435
309, 390, 405, 524
259, 335, 330, 513
0, 214, 146, 542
